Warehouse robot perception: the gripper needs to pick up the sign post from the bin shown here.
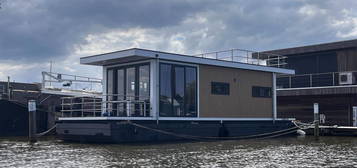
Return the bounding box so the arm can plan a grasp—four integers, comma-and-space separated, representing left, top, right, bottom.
353, 106, 357, 127
314, 103, 319, 140
28, 100, 37, 143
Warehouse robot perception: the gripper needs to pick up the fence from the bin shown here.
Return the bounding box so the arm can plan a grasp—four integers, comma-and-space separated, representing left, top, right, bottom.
277, 71, 357, 89
42, 71, 102, 94
60, 94, 150, 117
195, 49, 287, 68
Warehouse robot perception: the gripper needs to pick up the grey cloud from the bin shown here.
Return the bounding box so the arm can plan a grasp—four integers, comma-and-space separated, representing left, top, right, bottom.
0, 0, 214, 61
1, 0, 357, 83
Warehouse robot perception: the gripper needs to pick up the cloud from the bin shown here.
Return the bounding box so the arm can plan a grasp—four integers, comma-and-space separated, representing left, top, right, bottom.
1, 0, 357, 82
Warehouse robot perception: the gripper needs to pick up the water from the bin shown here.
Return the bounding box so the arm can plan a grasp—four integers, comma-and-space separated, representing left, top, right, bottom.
1, 136, 357, 168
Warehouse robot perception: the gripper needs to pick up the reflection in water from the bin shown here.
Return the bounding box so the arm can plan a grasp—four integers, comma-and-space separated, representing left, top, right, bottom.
1, 136, 357, 168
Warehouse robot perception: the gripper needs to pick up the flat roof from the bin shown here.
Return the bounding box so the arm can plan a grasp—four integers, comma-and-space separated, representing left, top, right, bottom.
263, 39, 357, 56
80, 48, 294, 74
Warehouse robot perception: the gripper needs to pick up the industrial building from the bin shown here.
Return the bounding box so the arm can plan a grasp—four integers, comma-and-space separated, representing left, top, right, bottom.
264, 39, 357, 126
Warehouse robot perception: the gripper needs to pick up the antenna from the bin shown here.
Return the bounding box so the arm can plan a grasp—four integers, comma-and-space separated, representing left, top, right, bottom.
49, 61, 53, 86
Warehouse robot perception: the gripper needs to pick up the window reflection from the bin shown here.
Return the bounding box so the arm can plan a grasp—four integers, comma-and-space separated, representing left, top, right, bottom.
159, 63, 197, 117
107, 63, 150, 117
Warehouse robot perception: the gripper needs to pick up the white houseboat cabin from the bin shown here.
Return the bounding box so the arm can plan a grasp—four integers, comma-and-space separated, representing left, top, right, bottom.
56, 48, 296, 143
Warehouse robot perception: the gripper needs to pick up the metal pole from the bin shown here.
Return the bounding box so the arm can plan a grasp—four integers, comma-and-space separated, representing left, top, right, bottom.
310, 74, 313, 87
272, 73, 277, 123
246, 51, 249, 63
353, 106, 357, 127
278, 56, 280, 67
81, 98, 84, 117
28, 100, 37, 143
49, 61, 53, 87
314, 103, 320, 140
231, 49, 234, 62
7, 76, 10, 100
332, 73, 335, 86
93, 98, 96, 117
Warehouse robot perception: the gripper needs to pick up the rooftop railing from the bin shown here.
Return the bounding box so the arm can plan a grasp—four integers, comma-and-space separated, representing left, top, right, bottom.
195, 49, 287, 68
277, 71, 357, 89
60, 94, 151, 118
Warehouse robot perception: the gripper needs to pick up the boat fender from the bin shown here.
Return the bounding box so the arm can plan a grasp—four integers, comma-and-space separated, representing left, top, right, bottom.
296, 129, 306, 136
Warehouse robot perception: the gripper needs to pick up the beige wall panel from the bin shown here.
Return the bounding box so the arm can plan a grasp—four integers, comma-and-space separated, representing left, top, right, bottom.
199, 65, 273, 118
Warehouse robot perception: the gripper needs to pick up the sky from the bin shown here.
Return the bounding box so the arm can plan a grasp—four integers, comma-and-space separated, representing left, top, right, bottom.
0, 0, 357, 83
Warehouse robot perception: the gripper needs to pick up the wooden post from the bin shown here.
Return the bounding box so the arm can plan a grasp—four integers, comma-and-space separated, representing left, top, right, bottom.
314, 103, 319, 140
28, 100, 37, 143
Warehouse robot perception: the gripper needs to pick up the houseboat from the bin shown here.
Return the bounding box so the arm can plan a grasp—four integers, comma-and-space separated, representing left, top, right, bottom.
55, 48, 297, 143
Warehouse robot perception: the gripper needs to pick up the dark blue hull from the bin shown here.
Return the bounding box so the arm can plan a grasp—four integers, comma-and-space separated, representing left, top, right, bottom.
56, 120, 297, 143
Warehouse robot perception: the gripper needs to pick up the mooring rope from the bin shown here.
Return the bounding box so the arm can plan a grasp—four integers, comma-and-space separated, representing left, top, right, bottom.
292, 121, 314, 130
126, 121, 300, 141
36, 124, 57, 137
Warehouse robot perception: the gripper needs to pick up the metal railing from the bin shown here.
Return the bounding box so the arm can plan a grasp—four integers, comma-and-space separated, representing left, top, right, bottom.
277, 71, 357, 89
60, 94, 151, 117
42, 71, 103, 94
195, 49, 287, 68
0, 85, 5, 94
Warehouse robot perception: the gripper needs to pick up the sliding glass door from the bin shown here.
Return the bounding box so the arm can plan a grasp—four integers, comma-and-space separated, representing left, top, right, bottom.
107, 63, 150, 117
159, 63, 197, 117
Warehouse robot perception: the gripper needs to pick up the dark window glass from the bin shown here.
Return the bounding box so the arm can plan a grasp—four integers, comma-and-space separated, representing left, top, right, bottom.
173, 66, 185, 116
211, 82, 230, 95
116, 69, 125, 116
107, 69, 114, 96
107, 69, 114, 113
117, 69, 125, 99
252, 86, 272, 98
159, 63, 197, 117
286, 51, 337, 75
107, 63, 150, 117
185, 67, 197, 117
139, 65, 150, 100
126, 67, 136, 98
159, 64, 173, 116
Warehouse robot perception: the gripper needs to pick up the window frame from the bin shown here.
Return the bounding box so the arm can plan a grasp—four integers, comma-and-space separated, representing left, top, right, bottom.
252, 86, 272, 98
159, 62, 198, 117
211, 82, 230, 95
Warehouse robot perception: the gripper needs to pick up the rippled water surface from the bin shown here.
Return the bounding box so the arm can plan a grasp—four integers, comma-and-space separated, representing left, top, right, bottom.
1, 136, 357, 168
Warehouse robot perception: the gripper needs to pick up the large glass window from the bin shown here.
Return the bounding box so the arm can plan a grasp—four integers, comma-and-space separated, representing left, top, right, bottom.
185, 67, 197, 117
107, 69, 114, 114
139, 65, 150, 100
126, 67, 136, 98
159, 64, 172, 116
159, 63, 197, 117
117, 69, 125, 98
107, 63, 150, 117
174, 66, 185, 116
117, 69, 125, 116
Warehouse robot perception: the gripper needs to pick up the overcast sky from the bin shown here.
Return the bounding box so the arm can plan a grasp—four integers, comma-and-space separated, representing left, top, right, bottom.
1, 0, 357, 83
